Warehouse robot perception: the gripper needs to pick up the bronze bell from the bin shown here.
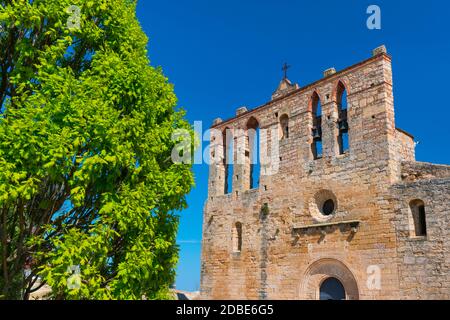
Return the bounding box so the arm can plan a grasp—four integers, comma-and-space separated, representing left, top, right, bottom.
312, 128, 321, 139
339, 121, 348, 131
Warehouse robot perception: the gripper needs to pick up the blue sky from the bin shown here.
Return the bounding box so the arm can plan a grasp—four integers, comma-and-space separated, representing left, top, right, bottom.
136, 0, 450, 291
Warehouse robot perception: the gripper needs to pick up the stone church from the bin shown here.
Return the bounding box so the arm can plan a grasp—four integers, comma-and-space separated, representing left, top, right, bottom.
200, 46, 450, 300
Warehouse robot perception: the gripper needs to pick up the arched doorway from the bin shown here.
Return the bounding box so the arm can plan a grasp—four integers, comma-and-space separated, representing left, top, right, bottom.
319, 277, 346, 300
299, 258, 359, 300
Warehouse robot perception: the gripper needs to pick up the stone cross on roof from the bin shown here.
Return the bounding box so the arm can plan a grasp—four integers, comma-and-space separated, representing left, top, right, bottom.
272, 63, 299, 101
282, 62, 291, 80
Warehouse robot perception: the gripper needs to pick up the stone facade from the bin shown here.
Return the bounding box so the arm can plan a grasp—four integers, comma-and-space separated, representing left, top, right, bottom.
200, 47, 450, 300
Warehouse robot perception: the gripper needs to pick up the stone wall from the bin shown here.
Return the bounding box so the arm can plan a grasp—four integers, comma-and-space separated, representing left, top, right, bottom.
394, 129, 415, 163
200, 49, 450, 300
400, 161, 450, 182
392, 172, 450, 299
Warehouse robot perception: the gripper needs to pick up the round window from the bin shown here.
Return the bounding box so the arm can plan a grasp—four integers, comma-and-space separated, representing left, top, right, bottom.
322, 199, 335, 216
309, 190, 338, 222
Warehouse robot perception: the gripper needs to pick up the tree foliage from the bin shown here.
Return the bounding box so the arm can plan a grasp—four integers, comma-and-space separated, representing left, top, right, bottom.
0, 0, 194, 300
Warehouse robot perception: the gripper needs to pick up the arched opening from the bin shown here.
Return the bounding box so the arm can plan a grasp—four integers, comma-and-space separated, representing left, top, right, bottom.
336, 81, 349, 155
320, 277, 346, 300
409, 199, 427, 237
247, 117, 260, 190
336, 81, 348, 110
280, 114, 289, 140
223, 128, 234, 195
232, 222, 243, 253
311, 92, 323, 160
300, 258, 359, 300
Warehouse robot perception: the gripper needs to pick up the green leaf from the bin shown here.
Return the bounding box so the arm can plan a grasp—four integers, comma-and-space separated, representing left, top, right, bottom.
0, 0, 194, 301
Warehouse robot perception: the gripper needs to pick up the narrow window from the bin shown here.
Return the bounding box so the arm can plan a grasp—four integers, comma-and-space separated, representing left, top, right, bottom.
233, 222, 243, 252
311, 92, 323, 159
314, 140, 323, 159
223, 128, 233, 194
409, 200, 427, 237
337, 131, 349, 155
336, 81, 349, 155
247, 117, 260, 190
280, 114, 289, 139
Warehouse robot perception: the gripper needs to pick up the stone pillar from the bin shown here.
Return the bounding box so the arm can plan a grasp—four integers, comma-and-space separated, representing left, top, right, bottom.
208, 127, 225, 198
322, 100, 340, 159
234, 128, 247, 195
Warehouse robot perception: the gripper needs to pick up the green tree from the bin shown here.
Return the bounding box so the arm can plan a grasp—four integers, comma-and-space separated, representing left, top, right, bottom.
0, 0, 194, 300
